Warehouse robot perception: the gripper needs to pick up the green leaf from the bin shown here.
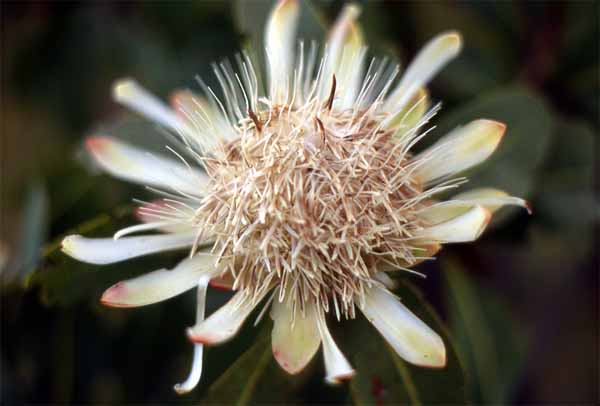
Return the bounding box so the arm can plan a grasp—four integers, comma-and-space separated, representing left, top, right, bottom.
203, 328, 272, 405
434, 86, 554, 224
347, 280, 468, 405
202, 322, 316, 404
3, 181, 48, 286
560, 2, 599, 119
532, 118, 597, 256
443, 257, 527, 403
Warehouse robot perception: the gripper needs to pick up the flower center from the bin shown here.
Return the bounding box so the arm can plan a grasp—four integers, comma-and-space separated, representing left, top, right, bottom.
196, 103, 427, 317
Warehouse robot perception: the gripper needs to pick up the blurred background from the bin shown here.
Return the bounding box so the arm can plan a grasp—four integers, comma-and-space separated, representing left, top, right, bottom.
1, 1, 597, 404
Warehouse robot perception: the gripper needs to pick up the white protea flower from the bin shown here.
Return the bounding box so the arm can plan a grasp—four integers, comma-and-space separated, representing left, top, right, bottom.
61, 0, 530, 393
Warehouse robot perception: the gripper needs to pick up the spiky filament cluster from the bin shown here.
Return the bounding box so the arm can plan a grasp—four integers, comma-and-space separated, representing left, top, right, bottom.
194, 81, 432, 318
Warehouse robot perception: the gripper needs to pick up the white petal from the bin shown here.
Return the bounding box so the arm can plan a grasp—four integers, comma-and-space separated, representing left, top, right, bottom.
451, 188, 531, 214
174, 276, 211, 394
265, 0, 300, 102
322, 4, 365, 107
412, 119, 506, 183
134, 199, 196, 234
100, 254, 217, 308
385, 32, 462, 112
419, 188, 530, 224
271, 297, 321, 374
316, 311, 355, 384
112, 78, 192, 135
61, 232, 196, 265
415, 206, 491, 243
86, 135, 209, 195
113, 221, 176, 239
361, 285, 446, 368
374, 272, 398, 290
187, 288, 270, 345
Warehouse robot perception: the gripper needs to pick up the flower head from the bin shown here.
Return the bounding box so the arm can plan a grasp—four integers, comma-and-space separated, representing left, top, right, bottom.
62, 0, 529, 393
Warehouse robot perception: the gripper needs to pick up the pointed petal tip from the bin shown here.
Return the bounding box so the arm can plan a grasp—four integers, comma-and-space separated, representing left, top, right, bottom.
186, 325, 230, 346
100, 282, 134, 308
85, 134, 106, 147
271, 0, 299, 20
479, 119, 506, 138
276, 0, 298, 10
442, 30, 463, 51
341, 3, 362, 19
188, 290, 268, 346
413, 340, 447, 368
272, 347, 303, 375
111, 78, 137, 101
85, 135, 113, 157
525, 201, 533, 215
431, 31, 462, 58
61, 234, 75, 247
186, 328, 215, 345
409, 347, 447, 369
173, 384, 191, 395
478, 207, 493, 237
426, 30, 463, 60
326, 370, 356, 385
60, 235, 81, 258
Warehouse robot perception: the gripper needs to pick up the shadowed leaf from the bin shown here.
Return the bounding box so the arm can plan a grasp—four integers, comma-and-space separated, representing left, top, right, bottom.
443, 257, 527, 403
3, 182, 48, 286
201, 322, 316, 404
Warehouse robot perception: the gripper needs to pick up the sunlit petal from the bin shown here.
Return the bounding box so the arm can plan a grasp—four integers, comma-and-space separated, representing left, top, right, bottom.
187, 289, 271, 345
385, 32, 462, 112
361, 285, 446, 368
265, 0, 300, 103
100, 254, 217, 308
412, 119, 505, 183
61, 232, 196, 265
415, 206, 491, 243
419, 188, 530, 224
86, 135, 209, 195
271, 296, 321, 374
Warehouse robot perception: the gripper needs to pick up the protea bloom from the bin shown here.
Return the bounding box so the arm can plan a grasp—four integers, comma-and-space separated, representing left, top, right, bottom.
61, 0, 528, 394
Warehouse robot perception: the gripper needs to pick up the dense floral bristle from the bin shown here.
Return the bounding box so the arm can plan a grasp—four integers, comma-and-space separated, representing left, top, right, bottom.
193, 84, 435, 318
